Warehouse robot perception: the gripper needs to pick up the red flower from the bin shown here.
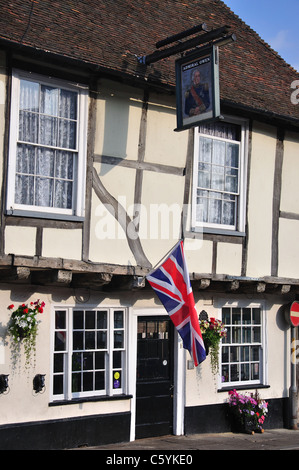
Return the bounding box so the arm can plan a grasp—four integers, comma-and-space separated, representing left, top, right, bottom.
23, 308, 28, 314
38, 307, 43, 313
8, 304, 14, 310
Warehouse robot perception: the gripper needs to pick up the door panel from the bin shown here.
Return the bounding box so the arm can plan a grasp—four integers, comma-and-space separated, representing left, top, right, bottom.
136, 316, 174, 439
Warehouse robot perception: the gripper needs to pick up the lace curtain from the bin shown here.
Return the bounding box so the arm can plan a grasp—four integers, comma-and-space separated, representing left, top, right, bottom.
196, 122, 240, 227
15, 79, 77, 210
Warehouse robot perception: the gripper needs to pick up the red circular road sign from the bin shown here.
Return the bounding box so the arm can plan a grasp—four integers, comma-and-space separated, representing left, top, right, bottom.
290, 301, 299, 327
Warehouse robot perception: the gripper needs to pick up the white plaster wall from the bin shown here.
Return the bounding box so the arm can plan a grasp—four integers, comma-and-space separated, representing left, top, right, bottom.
280, 131, 299, 214
246, 122, 276, 278
144, 95, 188, 167
278, 218, 299, 279
95, 79, 144, 160
5, 226, 36, 256
216, 242, 243, 276
42, 228, 82, 260
139, 171, 185, 267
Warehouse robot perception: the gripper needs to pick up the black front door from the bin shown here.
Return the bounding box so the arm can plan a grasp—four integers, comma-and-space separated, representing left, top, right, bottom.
136, 316, 174, 439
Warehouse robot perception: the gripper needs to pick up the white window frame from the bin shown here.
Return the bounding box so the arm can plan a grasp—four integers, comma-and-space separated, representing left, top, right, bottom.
6, 70, 88, 220
217, 300, 267, 390
50, 306, 127, 402
192, 116, 249, 234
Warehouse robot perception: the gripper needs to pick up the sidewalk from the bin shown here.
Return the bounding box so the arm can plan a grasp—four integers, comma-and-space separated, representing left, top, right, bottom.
77, 428, 299, 451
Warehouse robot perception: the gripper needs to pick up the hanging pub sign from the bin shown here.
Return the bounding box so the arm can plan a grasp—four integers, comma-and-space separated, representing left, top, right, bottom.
175, 45, 220, 131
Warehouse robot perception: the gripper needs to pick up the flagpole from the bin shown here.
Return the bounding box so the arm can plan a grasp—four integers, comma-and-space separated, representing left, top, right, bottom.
144, 239, 183, 279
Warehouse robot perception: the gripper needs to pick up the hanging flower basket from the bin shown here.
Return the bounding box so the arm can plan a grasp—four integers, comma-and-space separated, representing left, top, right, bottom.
228, 389, 268, 434
7, 300, 45, 369
199, 312, 227, 375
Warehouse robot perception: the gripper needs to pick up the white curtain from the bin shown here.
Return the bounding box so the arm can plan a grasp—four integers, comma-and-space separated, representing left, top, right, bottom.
16, 79, 77, 210
197, 122, 240, 227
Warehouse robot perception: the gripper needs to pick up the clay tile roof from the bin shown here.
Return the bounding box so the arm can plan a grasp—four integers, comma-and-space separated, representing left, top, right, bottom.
0, 0, 298, 124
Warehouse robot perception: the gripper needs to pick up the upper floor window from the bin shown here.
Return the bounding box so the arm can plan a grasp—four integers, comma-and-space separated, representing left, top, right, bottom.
192, 118, 248, 233
7, 70, 88, 219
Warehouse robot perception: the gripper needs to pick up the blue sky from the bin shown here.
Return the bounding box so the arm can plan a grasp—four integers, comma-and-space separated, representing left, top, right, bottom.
223, 0, 299, 71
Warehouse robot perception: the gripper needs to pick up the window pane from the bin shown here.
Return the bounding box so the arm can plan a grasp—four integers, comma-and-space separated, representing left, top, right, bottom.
72, 352, 82, 371
95, 371, 105, 390
54, 353, 64, 373
95, 351, 105, 369
58, 119, 76, 149
114, 331, 124, 349
54, 179, 73, 209
85, 311, 95, 329
222, 364, 229, 383
240, 346, 250, 361
19, 111, 39, 143
20, 80, 39, 112
243, 308, 251, 324
222, 308, 230, 324
231, 364, 239, 381
59, 89, 77, 120
97, 311, 107, 329
40, 85, 59, 116
242, 327, 251, 343
251, 363, 259, 380
232, 327, 241, 343
73, 311, 83, 329
253, 308, 261, 324
36, 148, 55, 177
241, 363, 250, 381
97, 331, 107, 349
35, 177, 53, 207
55, 151, 74, 179
83, 372, 93, 391
55, 331, 66, 351
55, 311, 66, 329
83, 352, 93, 370
85, 331, 95, 350
53, 375, 64, 395
16, 144, 35, 174
73, 331, 83, 350
230, 346, 239, 362
15, 174, 34, 205
39, 115, 58, 146
232, 308, 241, 324
113, 350, 122, 368
72, 373, 81, 393
253, 327, 261, 342
114, 311, 124, 328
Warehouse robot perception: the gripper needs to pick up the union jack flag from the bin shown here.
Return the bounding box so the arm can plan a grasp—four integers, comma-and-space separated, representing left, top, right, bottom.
146, 240, 206, 366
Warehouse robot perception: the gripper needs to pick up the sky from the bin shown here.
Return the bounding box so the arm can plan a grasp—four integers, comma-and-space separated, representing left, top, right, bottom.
223, 0, 299, 71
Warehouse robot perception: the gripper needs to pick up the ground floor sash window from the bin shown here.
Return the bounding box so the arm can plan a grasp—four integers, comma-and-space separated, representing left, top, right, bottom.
51, 307, 126, 401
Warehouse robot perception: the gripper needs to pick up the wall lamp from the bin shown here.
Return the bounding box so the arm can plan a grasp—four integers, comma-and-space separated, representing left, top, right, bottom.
0, 374, 9, 394
33, 374, 46, 394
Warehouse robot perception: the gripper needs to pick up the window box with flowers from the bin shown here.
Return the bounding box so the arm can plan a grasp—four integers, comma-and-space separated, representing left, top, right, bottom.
199, 311, 227, 375
228, 389, 268, 434
7, 300, 45, 369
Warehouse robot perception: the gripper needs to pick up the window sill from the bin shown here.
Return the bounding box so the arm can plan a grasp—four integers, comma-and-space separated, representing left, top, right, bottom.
192, 226, 246, 237
6, 209, 84, 222
218, 384, 270, 393
49, 394, 133, 407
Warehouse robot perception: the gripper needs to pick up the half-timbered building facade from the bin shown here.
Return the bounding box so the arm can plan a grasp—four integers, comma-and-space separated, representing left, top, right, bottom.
0, 0, 299, 449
